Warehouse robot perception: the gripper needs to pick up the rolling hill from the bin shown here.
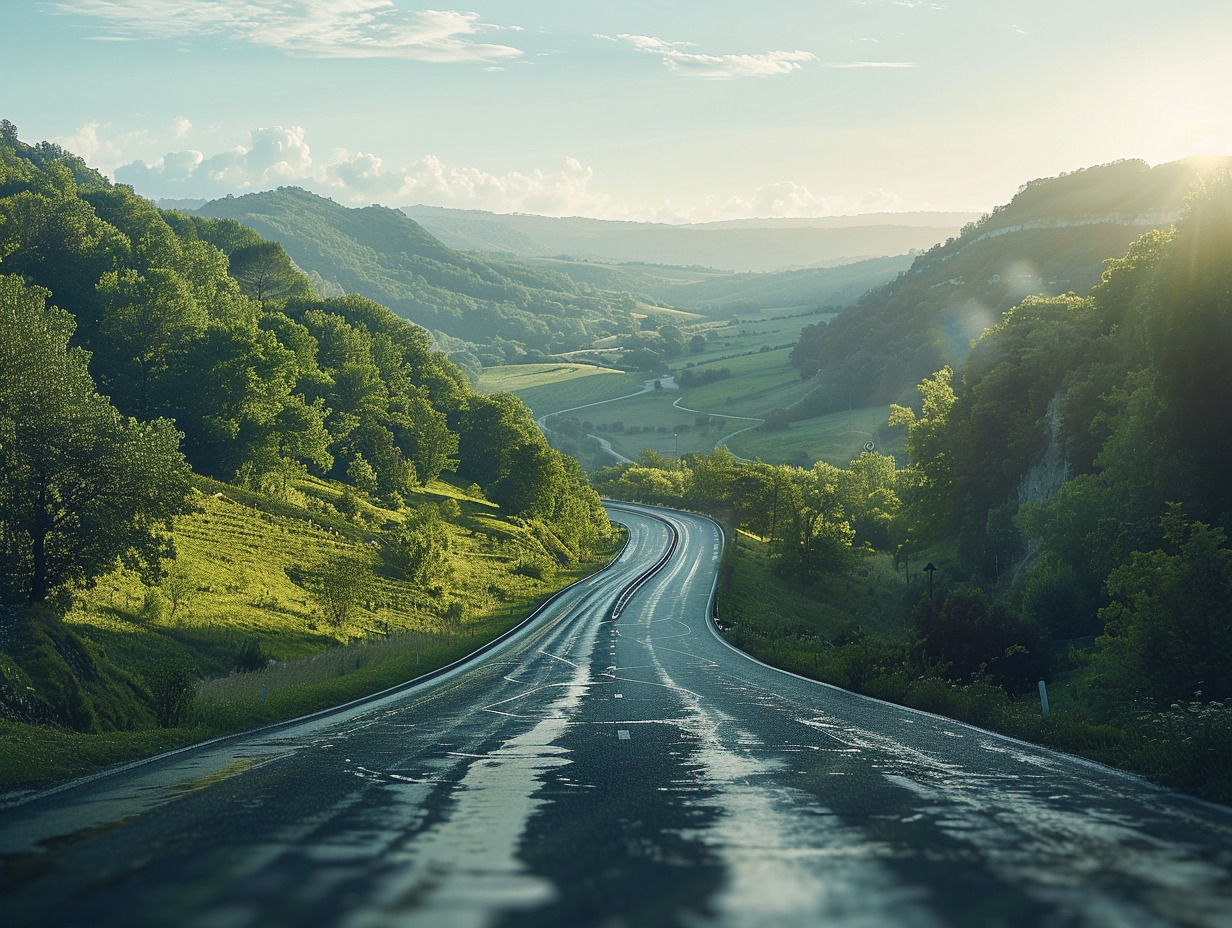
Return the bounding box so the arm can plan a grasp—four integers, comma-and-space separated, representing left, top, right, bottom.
192, 188, 655, 365
788, 157, 1231, 416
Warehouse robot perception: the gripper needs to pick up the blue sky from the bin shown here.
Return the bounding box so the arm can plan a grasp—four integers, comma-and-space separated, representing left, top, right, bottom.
4, 1, 1230, 221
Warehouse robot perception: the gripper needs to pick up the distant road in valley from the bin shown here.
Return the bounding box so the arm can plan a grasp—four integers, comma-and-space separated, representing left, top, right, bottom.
2, 505, 1231, 927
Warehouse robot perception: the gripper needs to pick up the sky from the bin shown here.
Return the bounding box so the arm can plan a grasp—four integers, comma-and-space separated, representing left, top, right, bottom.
3, 1, 1231, 223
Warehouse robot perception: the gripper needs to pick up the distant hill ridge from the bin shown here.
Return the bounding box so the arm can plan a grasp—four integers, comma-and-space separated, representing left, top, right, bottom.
402, 205, 978, 273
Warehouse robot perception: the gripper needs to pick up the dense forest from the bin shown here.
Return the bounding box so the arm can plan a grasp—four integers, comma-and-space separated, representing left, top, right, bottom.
0, 123, 611, 768
594, 171, 1232, 800
788, 158, 1225, 418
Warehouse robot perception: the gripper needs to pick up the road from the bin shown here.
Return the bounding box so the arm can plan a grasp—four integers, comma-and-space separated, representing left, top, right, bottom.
2, 504, 1231, 927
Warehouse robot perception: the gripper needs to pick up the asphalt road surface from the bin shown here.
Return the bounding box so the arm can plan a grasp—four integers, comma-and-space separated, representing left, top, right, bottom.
2, 503, 1231, 927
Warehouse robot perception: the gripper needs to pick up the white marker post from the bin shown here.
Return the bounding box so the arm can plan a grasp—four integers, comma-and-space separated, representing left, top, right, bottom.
1038, 680, 1050, 716
261, 684, 268, 704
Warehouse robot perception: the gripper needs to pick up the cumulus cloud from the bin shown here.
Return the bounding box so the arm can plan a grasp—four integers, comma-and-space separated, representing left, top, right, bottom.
113, 126, 612, 216
117, 126, 316, 194
102, 125, 905, 222
703, 182, 904, 220
607, 34, 815, 79
52, 121, 152, 170
50, 1, 524, 62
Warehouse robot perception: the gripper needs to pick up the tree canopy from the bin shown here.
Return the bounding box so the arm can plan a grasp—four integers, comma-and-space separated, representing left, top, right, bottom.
0, 275, 194, 604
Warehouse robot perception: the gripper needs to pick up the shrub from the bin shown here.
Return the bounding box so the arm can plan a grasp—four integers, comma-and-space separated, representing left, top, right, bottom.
146, 658, 197, 728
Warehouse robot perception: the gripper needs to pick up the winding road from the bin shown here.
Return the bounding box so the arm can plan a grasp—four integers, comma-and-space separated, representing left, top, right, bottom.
2, 504, 1231, 927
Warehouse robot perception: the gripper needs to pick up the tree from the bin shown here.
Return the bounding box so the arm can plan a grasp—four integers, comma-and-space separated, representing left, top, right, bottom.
227, 240, 310, 303
313, 549, 370, 629
96, 267, 206, 418
1099, 507, 1232, 703
914, 585, 1047, 692
890, 366, 959, 537
390, 504, 452, 585
0, 275, 194, 605
774, 464, 855, 582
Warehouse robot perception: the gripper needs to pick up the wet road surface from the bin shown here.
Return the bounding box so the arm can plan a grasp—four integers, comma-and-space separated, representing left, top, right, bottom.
2, 503, 1232, 927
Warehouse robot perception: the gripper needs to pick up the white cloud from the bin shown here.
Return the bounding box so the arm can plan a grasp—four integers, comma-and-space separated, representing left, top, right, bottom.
172, 115, 192, 140
825, 61, 917, 68
51, 121, 152, 169
50, 1, 524, 62
117, 125, 316, 193
719, 181, 841, 218
97, 126, 905, 222
628, 182, 907, 223
611, 34, 815, 79
112, 126, 611, 216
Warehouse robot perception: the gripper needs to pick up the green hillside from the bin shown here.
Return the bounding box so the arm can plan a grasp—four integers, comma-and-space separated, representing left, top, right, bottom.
0, 124, 615, 787
789, 158, 1229, 416
591, 171, 1232, 802
527, 254, 912, 314
194, 188, 660, 365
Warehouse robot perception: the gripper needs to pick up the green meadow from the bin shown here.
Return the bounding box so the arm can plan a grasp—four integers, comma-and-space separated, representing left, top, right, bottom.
477, 363, 647, 417
727, 405, 904, 467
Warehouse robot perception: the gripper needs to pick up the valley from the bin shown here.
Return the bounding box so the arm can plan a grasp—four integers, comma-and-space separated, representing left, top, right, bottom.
5, 5, 1232, 925
3, 127, 1231, 819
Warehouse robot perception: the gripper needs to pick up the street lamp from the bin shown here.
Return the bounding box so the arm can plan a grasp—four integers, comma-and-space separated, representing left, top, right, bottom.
673, 432, 679, 459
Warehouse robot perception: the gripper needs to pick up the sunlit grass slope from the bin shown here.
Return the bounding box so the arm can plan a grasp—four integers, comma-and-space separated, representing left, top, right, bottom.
0, 474, 619, 790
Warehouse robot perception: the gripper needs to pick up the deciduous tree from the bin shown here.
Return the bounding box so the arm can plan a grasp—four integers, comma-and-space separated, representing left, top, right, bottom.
0, 275, 194, 606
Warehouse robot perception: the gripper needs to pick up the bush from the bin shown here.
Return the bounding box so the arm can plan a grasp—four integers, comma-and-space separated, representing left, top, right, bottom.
513, 556, 556, 583
146, 658, 197, 728
914, 586, 1049, 693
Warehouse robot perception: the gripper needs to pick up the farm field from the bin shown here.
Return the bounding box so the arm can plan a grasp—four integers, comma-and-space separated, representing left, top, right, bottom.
476, 363, 647, 417
686, 310, 835, 361
727, 405, 903, 467
477, 308, 875, 468
570, 389, 728, 461
676, 346, 813, 418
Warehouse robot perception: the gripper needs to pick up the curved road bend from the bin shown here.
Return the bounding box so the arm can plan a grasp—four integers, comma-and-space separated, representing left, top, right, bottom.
2, 504, 1231, 927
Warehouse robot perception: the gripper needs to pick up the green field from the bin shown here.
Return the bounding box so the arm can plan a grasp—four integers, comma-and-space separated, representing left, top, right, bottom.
476, 311, 870, 469
728, 405, 903, 467
677, 347, 815, 417
685, 311, 834, 362
580, 389, 730, 460
477, 363, 647, 417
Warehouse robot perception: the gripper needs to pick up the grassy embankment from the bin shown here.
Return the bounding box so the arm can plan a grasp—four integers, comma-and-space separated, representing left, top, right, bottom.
0, 474, 620, 791
720, 535, 1232, 804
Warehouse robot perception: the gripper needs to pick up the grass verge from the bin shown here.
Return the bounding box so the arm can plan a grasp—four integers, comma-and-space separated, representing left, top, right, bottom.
719, 534, 1232, 805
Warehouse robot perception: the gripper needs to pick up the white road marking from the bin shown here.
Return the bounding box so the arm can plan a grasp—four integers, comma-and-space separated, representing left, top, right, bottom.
617, 730, 631, 740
